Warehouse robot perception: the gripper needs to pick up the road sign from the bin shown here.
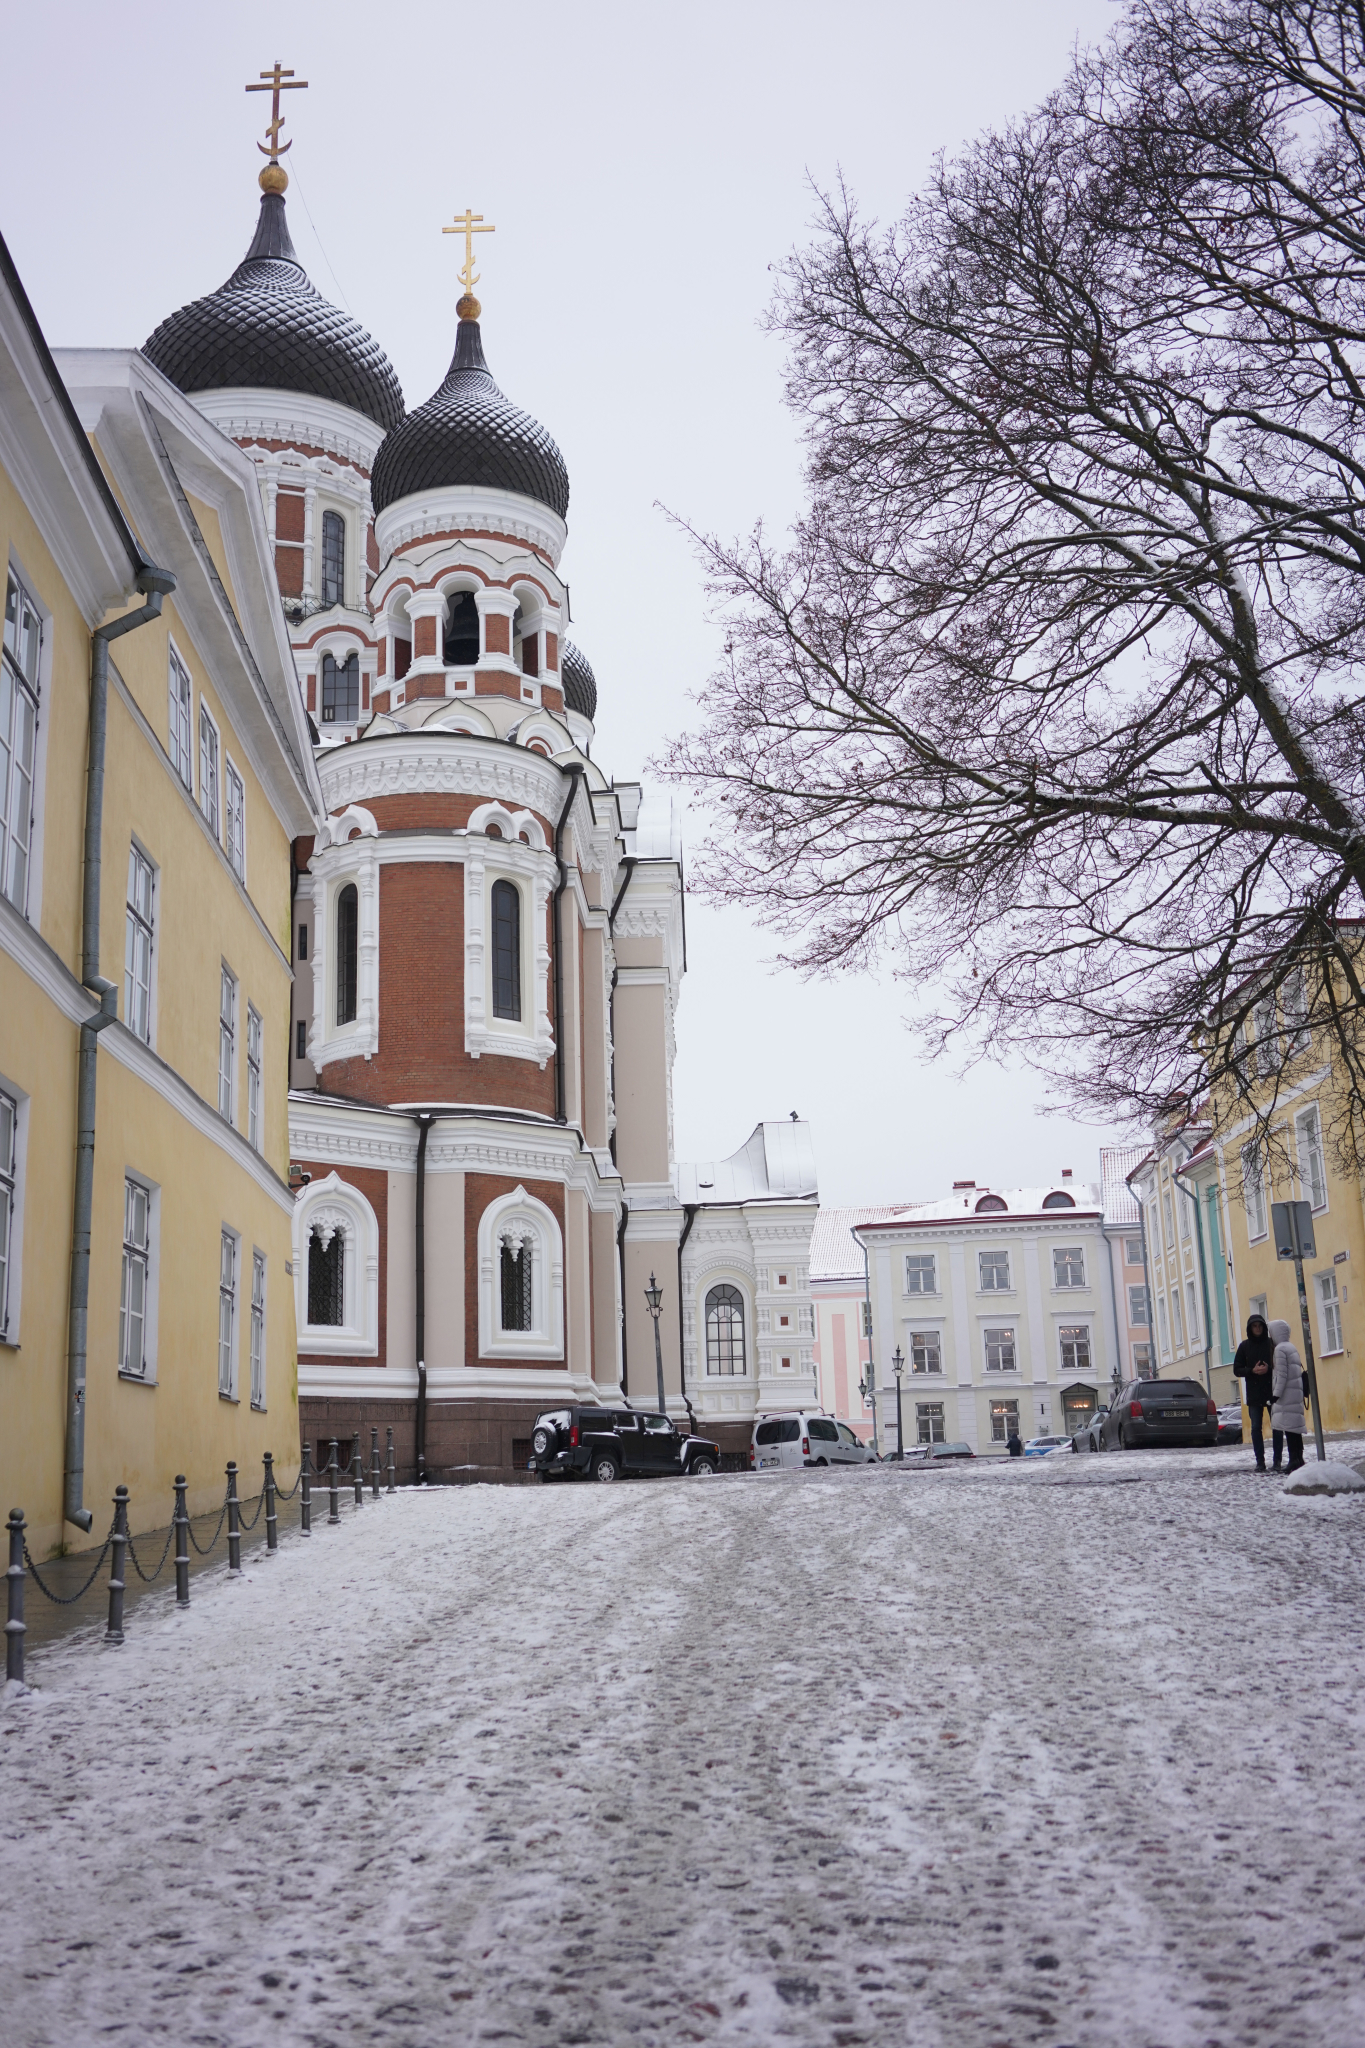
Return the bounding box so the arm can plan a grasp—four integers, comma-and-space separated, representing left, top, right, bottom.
1272, 1200, 1317, 1262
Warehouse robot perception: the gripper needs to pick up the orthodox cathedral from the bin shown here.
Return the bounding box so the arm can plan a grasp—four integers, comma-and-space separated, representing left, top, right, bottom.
138, 92, 818, 1478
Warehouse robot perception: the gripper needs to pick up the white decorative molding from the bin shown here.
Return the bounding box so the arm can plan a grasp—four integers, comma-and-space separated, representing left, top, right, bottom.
464, 833, 556, 1067
292, 1171, 380, 1357
318, 802, 379, 848
374, 484, 567, 568
476, 1184, 565, 1361
306, 834, 381, 1070
317, 734, 565, 819
190, 388, 385, 473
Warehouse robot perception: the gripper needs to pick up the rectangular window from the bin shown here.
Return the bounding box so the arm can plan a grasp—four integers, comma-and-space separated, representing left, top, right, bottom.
990, 1398, 1020, 1442
1250, 1292, 1267, 1324
1241, 1143, 1268, 1241
491, 878, 522, 1021
984, 1326, 1016, 1372
119, 1176, 151, 1378
1128, 1283, 1149, 1327
910, 1330, 941, 1373
1059, 1324, 1091, 1373
320, 510, 346, 609
862, 1301, 873, 1338
250, 1249, 266, 1408
1253, 995, 1277, 1077
1317, 1271, 1343, 1355
1171, 1287, 1185, 1350
1186, 1278, 1201, 1349
1124, 1238, 1144, 1268
1178, 1189, 1190, 1241
1296, 1105, 1328, 1214
224, 764, 245, 881
168, 647, 193, 788
1052, 1246, 1085, 1288
1162, 1187, 1175, 1247
124, 843, 155, 1044
979, 1249, 1010, 1291
1, 569, 42, 914
198, 704, 219, 838
296, 1019, 307, 1061
916, 1402, 946, 1445
218, 1230, 238, 1398
1132, 1340, 1153, 1372
246, 1005, 263, 1151
297, 923, 308, 960
1284, 968, 1310, 1054
1157, 1294, 1170, 1358
219, 965, 237, 1123
904, 1253, 936, 1294
0, 1085, 17, 1339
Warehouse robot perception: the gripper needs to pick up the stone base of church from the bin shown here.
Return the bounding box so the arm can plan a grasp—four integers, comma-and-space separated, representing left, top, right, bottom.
298, 1395, 554, 1487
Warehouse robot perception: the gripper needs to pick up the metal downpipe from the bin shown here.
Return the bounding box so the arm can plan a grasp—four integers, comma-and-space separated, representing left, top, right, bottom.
551, 766, 584, 1127
414, 1113, 433, 1484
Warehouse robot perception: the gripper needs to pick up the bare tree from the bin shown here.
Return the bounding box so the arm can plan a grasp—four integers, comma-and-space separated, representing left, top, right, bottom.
664, 0, 1365, 1163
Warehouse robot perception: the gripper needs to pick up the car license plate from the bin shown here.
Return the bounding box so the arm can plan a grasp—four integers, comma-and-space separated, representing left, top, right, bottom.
759, 1456, 778, 1468
1166, 1409, 1192, 1420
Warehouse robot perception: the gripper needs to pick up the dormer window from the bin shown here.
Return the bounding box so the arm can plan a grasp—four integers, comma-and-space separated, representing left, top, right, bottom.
320, 511, 345, 609
445, 591, 480, 666
975, 1193, 1008, 1214
1042, 1190, 1076, 1209
321, 653, 359, 725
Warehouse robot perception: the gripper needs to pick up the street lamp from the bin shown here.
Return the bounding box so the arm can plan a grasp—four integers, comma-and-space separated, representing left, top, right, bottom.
644, 1272, 667, 1417
891, 1345, 906, 1462
858, 1353, 878, 1456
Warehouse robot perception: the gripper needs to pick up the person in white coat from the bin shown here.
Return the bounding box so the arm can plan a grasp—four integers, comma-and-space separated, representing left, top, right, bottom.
1268, 1320, 1307, 1473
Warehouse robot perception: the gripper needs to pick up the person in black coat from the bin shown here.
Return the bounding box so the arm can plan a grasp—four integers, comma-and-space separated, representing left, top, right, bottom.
1007, 1431, 1024, 1458
1232, 1314, 1276, 1471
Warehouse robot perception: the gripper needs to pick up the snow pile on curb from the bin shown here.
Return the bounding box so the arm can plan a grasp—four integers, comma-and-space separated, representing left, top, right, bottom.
1282, 1459, 1365, 1496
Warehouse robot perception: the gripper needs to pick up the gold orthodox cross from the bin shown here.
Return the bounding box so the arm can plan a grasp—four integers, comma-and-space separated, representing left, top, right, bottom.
246, 61, 308, 161
442, 209, 496, 295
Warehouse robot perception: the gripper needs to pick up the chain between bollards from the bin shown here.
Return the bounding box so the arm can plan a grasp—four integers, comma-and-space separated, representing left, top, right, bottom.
301, 1440, 313, 1536
386, 1426, 396, 1493
104, 1485, 129, 1645
226, 1462, 242, 1575
6, 1508, 26, 1687
327, 1439, 340, 1526
351, 1431, 364, 1509
370, 1427, 381, 1501
264, 1453, 278, 1553
173, 1477, 190, 1607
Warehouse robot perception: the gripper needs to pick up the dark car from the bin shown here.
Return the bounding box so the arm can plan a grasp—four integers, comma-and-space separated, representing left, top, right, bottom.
1085, 1378, 1219, 1451
530, 1406, 721, 1483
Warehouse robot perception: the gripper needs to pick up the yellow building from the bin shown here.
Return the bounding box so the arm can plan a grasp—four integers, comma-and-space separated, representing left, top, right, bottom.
0, 234, 320, 1557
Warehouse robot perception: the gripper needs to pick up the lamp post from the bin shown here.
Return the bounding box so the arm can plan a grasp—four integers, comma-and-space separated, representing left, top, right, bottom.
644, 1271, 668, 1418
891, 1345, 906, 1461
858, 1351, 878, 1456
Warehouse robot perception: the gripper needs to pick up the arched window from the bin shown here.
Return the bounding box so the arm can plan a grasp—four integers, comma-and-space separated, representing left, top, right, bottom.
445, 591, 480, 666
1042, 1190, 1076, 1209
321, 653, 360, 725
336, 883, 358, 1025
492, 878, 521, 1020
320, 511, 346, 608
308, 1225, 344, 1325
705, 1284, 746, 1375
975, 1193, 1008, 1214
500, 1229, 533, 1331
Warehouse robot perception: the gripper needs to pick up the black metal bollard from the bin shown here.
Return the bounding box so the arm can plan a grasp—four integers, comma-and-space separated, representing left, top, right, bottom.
327, 1439, 340, 1526
351, 1431, 364, 1508
370, 1426, 381, 1501
386, 1426, 396, 1493
6, 1508, 26, 1687
264, 1452, 278, 1554
104, 1486, 129, 1646
300, 1440, 313, 1537
173, 1476, 190, 1607
226, 1462, 242, 1575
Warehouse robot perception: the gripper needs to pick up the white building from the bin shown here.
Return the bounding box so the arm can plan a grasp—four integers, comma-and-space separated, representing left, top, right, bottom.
1100, 1143, 1154, 1381
855, 1175, 1121, 1451
809, 1207, 918, 1442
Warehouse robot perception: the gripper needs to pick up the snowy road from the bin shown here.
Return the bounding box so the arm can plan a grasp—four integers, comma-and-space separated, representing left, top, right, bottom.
4, 1454, 1365, 2048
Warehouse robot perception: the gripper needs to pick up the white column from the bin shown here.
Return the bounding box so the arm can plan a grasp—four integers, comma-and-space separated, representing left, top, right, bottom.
302, 482, 318, 605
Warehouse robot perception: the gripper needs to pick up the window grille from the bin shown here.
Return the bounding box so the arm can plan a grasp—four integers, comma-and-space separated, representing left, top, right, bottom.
1318, 1271, 1343, 1354
124, 844, 154, 1043
250, 1250, 266, 1408
224, 764, 245, 881
336, 884, 358, 1025
910, 1330, 940, 1373
1296, 1105, 1328, 1213
491, 879, 521, 1021
500, 1234, 533, 1332
218, 1231, 237, 1397
247, 1006, 263, 1150
904, 1253, 936, 1294
168, 647, 193, 789
296, 1019, 307, 1061
990, 1399, 1020, 1442
198, 705, 219, 836
219, 966, 237, 1122
916, 1403, 946, 1444
705, 1284, 746, 1375
0, 1087, 16, 1339
321, 652, 360, 724
308, 1226, 344, 1325
1059, 1324, 1090, 1373
979, 1249, 1010, 1291
1, 570, 41, 913
320, 510, 346, 609
1052, 1246, 1085, 1288
120, 1177, 150, 1377
984, 1327, 1016, 1371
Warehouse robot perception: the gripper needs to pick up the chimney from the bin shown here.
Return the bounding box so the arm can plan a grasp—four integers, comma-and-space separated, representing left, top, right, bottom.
952, 1179, 976, 1189
1061, 1169, 1073, 1180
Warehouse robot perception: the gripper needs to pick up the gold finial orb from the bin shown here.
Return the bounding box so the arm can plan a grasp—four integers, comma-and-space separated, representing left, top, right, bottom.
457, 293, 482, 322
259, 162, 288, 194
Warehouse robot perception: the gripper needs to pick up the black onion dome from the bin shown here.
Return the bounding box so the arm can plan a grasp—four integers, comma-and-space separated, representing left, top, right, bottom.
560, 640, 597, 721
371, 318, 569, 519
142, 191, 404, 432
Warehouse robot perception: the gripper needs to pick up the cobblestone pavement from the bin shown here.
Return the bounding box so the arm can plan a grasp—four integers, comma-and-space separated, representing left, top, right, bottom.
3, 1454, 1365, 2047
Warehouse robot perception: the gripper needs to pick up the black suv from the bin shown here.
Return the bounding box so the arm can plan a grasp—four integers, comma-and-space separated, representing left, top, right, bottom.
530, 1406, 721, 1483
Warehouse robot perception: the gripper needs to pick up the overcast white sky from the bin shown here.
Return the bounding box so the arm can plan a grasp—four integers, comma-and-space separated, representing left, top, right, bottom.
10, 0, 1130, 1202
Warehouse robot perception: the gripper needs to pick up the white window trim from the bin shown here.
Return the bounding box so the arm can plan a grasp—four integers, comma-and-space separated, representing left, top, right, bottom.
982, 1325, 1018, 1373
124, 838, 158, 1049
1315, 1270, 1344, 1357
1294, 1104, 1328, 1216
218, 1226, 240, 1401
246, 1003, 263, 1152
977, 1249, 1012, 1293
219, 962, 238, 1125
464, 807, 555, 1067
167, 637, 194, 790
903, 1252, 939, 1296
1127, 1282, 1150, 1328
250, 1247, 267, 1410
3, 552, 53, 927
1051, 1245, 1087, 1289
198, 698, 221, 840
476, 1184, 564, 1361
119, 1171, 160, 1383
291, 1172, 380, 1357
305, 822, 381, 1071
0, 1072, 30, 1346
1241, 1143, 1269, 1243
224, 754, 246, 885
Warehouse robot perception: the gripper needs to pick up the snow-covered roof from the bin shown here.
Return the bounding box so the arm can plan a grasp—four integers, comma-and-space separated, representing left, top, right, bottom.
674, 1120, 819, 1206
1099, 1144, 1148, 1229
810, 1205, 919, 1282
857, 1181, 1101, 1230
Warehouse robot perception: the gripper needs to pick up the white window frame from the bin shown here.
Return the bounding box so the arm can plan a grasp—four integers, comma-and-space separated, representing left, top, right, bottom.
1, 563, 44, 918
250, 1248, 267, 1409
198, 700, 221, 839
224, 758, 245, 883
1171, 1286, 1185, 1351
0, 1078, 27, 1345
1128, 1282, 1150, 1327
990, 1398, 1020, 1443
1284, 968, 1310, 1054
219, 964, 237, 1124
218, 1228, 239, 1399
291, 1172, 380, 1356
119, 1173, 158, 1381
1177, 1188, 1191, 1241
246, 1004, 263, 1151
1162, 1186, 1175, 1247
1185, 1278, 1201, 1350
1123, 1238, 1144, 1268
168, 643, 193, 790
1052, 1245, 1085, 1289
464, 806, 555, 1067
124, 840, 156, 1045
476, 1184, 564, 1361
1295, 1104, 1328, 1215
904, 1253, 937, 1295
978, 1249, 1011, 1293
1059, 1323, 1091, 1374
1157, 1294, 1171, 1359
1316, 1270, 1343, 1356
916, 1402, 946, 1445
909, 1329, 942, 1373
984, 1326, 1016, 1372
1241, 1143, 1268, 1242
1253, 995, 1278, 1077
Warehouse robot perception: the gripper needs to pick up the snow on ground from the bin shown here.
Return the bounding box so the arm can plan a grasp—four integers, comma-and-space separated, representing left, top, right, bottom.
4, 1453, 1365, 2048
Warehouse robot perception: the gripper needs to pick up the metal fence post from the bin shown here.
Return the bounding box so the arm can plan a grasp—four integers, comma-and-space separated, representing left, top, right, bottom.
328, 1439, 340, 1526
264, 1452, 278, 1554
351, 1431, 364, 1508
104, 1486, 129, 1645
301, 1440, 313, 1537
6, 1508, 26, 1688
386, 1426, 396, 1493
173, 1476, 190, 1607
370, 1426, 381, 1501
226, 1462, 242, 1575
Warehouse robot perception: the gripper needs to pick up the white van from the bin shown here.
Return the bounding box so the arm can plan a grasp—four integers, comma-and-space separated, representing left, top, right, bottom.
750, 1412, 877, 1470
